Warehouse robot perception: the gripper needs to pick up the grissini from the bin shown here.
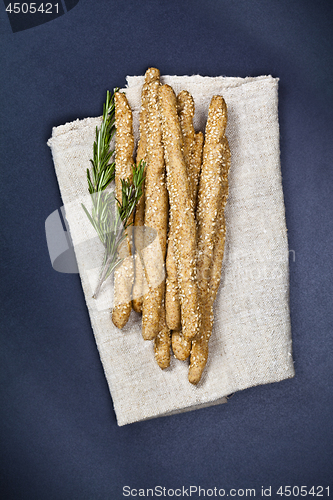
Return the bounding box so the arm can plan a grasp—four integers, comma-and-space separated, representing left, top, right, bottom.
177, 90, 196, 172
141, 68, 169, 341
196, 96, 227, 299
177, 93, 204, 206
189, 103, 231, 384
154, 297, 171, 369
132, 70, 150, 313
189, 131, 204, 206
155, 91, 204, 364
210, 137, 230, 298
165, 91, 195, 331
111, 92, 135, 329
171, 131, 204, 359
188, 202, 228, 384
169, 93, 204, 358
165, 239, 181, 330
158, 84, 200, 342
171, 328, 191, 361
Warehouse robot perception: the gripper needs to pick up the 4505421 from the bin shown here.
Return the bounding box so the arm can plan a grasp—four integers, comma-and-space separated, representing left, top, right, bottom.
5, 3, 59, 14
276, 486, 330, 497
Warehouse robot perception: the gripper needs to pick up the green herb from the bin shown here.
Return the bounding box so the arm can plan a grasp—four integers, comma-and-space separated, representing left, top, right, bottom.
82, 90, 145, 298
87, 89, 118, 194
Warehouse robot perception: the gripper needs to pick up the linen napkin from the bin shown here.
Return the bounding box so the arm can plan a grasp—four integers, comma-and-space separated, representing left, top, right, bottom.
47, 74, 295, 426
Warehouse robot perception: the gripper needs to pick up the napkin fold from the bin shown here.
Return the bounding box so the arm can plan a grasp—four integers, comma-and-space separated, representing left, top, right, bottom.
48, 75, 294, 426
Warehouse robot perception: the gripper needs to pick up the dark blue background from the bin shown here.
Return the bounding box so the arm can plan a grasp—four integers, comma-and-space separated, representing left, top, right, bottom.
1, 1, 333, 499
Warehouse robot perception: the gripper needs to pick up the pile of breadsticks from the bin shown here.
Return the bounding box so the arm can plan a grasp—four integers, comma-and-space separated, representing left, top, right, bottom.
111, 68, 230, 385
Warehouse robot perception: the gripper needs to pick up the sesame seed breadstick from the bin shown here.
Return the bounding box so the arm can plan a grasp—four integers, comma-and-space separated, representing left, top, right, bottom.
113, 92, 135, 203
170, 130, 204, 359
189, 131, 231, 385
210, 137, 230, 299
158, 84, 200, 342
196, 96, 227, 299
177, 93, 204, 206
132, 252, 145, 313
169, 96, 204, 357
135, 74, 149, 170
141, 68, 169, 341
111, 92, 135, 329
166, 92, 200, 332
177, 90, 196, 173
188, 210, 226, 384
165, 91, 195, 332
190, 131, 204, 206
132, 71, 150, 313
154, 297, 171, 369
165, 239, 181, 330
171, 329, 191, 361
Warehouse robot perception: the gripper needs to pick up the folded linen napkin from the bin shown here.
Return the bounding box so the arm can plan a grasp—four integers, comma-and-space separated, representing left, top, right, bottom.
47, 74, 294, 426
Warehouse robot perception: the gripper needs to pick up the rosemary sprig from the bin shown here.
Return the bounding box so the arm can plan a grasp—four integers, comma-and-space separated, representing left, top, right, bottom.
82, 90, 145, 299
117, 162, 145, 226
86, 160, 145, 299
87, 88, 119, 194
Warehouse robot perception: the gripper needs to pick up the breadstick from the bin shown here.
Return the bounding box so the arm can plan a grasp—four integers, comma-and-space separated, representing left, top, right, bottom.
166, 92, 201, 332
141, 68, 169, 341
132, 71, 150, 313
165, 240, 181, 330
188, 211, 227, 384
189, 132, 231, 385
177, 93, 204, 205
169, 97, 204, 355
111, 92, 135, 329
190, 131, 204, 206
113, 92, 135, 202
210, 137, 230, 297
158, 84, 200, 342
170, 130, 204, 359
154, 298, 171, 369
196, 96, 227, 298
171, 329, 191, 361
170, 129, 204, 355
165, 91, 195, 331
177, 90, 195, 171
